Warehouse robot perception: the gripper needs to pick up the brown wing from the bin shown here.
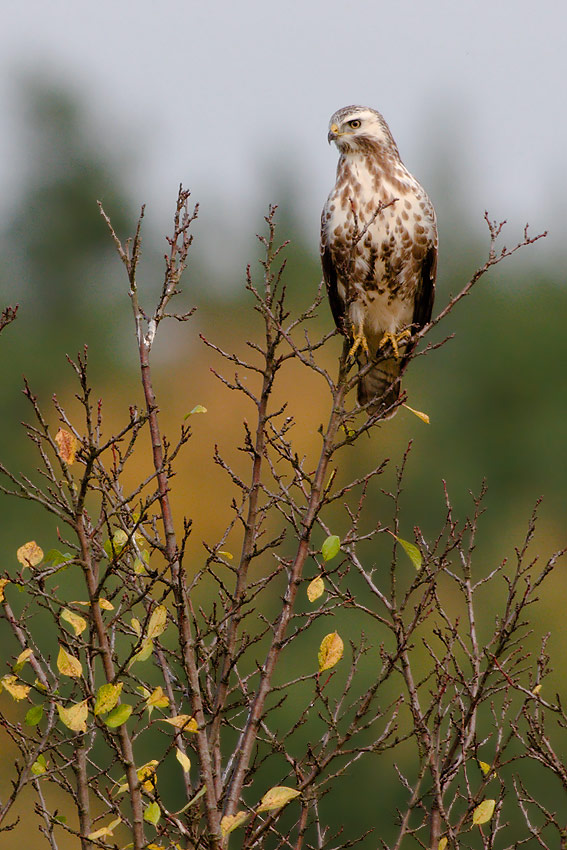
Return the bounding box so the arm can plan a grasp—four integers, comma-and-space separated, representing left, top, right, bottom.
399, 241, 437, 371
321, 244, 346, 334
411, 242, 437, 331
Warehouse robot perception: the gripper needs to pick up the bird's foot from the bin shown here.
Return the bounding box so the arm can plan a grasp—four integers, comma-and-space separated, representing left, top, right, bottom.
378, 329, 411, 360
348, 323, 370, 360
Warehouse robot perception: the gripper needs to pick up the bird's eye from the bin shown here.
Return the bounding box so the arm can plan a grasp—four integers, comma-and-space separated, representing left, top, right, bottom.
348, 119, 361, 129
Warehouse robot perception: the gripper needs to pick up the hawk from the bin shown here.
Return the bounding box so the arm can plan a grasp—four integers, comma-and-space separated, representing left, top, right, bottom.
320, 105, 437, 417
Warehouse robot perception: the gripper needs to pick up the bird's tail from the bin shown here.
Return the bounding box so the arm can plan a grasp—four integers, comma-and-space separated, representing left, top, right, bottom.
357, 355, 402, 419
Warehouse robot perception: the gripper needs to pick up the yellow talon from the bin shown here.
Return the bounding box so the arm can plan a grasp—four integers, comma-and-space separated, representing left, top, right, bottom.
378, 329, 411, 360
348, 323, 370, 360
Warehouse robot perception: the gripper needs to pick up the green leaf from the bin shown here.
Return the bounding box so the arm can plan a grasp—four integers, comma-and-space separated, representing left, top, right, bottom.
133, 550, 150, 574
43, 549, 72, 566
321, 535, 340, 562
184, 404, 207, 419
395, 535, 422, 571
31, 754, 47, 776
143, 801, 161, 826
129, 638, 153, 667
104, 529, 128, 560
104, 704, 133, 728
94, 682, 123, 716
178, 784, 207, 813
25, 704, 44, 726
472, 798, 496, 825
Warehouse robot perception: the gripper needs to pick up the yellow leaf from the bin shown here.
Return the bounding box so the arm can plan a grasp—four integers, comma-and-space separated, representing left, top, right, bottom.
131, 618, 142, 637
146, 845, 181, 850
1, 674, 31, 700
55, 428, 78, 464
139, 760, 159, 778
115, 760, 159, 795
17, 541, 43, 568
307, 576, 325, 602
57, 646, 83, 678
472, 799, 496, 825
116, 761, 157, 794
146, 686, 169, 714
13, 648, 33, 672
57, 699, 89, 732
60, 608, 87, 636
160, 714, 198, 732
71, 598, 114, 610
318, 632, 344, 672
532, 683, 542, 695
138, 760, 158, 781
176, 748, 191, 773
218, 550, 233, 559
147, 605, 168, 639
87, 818, 122, 840
94, 682, 123, 716
402, 403, 430, 424
138, 760, 159, 793
478, 760, 496, 778
186, 404, 208, 416
0, 578, 9, 602
220, 811, 249, 837
257, 785, 301, 813
438, 838, 447, 850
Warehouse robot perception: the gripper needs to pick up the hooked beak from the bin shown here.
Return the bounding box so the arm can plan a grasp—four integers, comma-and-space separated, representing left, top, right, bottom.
327, 122, 340, 144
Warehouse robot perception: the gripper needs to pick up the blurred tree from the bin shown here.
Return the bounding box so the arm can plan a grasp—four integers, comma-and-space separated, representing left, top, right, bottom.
0, 77, 135, 377
0, 77, 140, 564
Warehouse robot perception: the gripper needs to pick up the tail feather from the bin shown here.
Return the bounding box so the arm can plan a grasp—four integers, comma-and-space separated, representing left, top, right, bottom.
357, 356, 402, 419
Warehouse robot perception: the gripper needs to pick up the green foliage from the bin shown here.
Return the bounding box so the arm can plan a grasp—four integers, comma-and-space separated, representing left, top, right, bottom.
321, 534, 340, 561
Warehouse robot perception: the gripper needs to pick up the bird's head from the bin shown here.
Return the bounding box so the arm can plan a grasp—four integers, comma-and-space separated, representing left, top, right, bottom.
327, 106, 398, 155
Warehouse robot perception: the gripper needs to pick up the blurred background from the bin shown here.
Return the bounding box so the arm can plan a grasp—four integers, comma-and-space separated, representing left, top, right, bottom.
1, 0, 566, 846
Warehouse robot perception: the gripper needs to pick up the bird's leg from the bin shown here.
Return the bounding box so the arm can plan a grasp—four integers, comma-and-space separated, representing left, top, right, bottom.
378, 329, 411, 360
348, 321, 370, 360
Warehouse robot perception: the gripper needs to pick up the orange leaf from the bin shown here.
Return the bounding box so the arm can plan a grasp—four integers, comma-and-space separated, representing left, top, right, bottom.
55, 428, 78, 465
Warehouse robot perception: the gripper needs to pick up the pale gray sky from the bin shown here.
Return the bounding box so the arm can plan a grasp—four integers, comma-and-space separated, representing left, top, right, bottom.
1, 0, 565, 261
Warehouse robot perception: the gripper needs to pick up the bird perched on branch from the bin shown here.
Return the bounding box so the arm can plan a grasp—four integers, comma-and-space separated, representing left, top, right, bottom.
320, 105, 437, 417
